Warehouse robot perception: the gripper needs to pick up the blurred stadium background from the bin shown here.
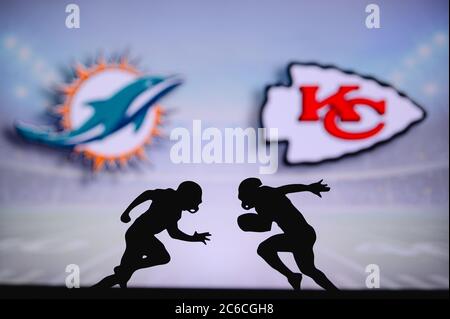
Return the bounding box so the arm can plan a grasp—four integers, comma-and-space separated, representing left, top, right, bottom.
0, 0, 448, 289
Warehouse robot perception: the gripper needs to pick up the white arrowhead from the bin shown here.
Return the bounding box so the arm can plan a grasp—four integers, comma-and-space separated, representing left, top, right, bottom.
262, 63, 426, 164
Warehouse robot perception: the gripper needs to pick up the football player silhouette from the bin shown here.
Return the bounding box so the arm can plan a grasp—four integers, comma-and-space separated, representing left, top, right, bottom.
237, 177, 338, 291
93, 181, 211, 288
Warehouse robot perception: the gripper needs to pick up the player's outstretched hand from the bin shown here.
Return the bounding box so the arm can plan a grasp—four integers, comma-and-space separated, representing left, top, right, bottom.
193, 231, 211, 245
309, 179, 330, 197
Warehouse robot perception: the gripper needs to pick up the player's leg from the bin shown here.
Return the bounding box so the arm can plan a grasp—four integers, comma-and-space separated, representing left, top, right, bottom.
113, 236, 170, 287
92, 273, 120, 288
113, 241, 143, 288
135, 236, 171, 269
294, 247, 338, 291
257, 234, 303, 289
92, 247, 138, 288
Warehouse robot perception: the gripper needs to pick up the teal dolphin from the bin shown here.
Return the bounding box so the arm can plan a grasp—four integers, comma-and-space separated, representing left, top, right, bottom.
15, 75, 182, 148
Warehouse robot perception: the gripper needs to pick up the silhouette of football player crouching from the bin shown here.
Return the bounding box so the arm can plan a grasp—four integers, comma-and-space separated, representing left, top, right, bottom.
93, 181, 211, 288
237, 177, 338, 291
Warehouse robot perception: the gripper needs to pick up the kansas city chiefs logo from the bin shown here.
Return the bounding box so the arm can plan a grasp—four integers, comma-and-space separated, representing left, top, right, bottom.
261, 62, 426, 164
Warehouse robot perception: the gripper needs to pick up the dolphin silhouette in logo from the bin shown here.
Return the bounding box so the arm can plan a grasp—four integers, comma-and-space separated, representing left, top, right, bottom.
15, 75, 182, 148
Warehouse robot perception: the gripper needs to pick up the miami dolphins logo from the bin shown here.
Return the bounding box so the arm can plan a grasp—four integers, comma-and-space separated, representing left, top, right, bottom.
14, 56, 182, 171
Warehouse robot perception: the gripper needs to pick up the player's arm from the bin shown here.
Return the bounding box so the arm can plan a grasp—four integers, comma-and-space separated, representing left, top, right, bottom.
237, 213, 272, 232
167, 223, 211, 244
277, 184, 310, 194
120, 190, 155, 223
277, 179, 330, 198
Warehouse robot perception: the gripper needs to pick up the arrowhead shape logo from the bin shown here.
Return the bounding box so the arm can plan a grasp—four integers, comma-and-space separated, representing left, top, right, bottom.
261, 62, 426, 165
